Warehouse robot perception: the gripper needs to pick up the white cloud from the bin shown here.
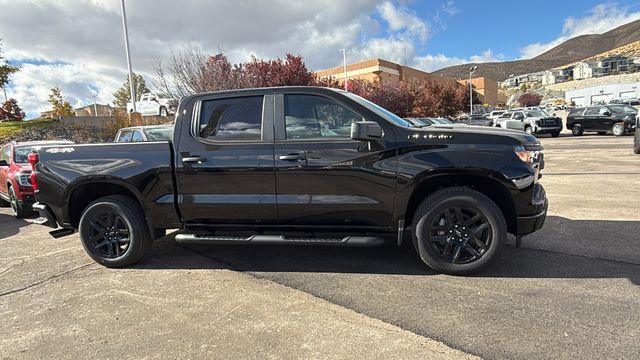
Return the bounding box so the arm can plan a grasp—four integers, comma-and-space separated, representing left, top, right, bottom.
414, 49, 504, 72
520, 3, 640, 59
377, 1, 429, 42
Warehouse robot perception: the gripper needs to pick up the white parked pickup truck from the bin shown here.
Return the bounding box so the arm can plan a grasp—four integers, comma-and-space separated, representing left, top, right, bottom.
126, 92, 178, 116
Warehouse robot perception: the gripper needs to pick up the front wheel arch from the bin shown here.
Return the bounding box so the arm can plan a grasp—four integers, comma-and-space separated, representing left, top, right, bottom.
403, 174, 517, 235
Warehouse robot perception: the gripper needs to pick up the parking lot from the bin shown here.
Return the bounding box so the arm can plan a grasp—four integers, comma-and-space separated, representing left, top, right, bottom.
1, 133, 638, 359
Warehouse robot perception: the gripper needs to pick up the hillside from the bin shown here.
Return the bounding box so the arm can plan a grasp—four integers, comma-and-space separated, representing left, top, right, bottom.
433, 19, 640, 81
554, 39, 640, 69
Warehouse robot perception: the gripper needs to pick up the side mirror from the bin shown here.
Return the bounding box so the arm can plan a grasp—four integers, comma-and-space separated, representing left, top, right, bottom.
603, 111, 612, 116
351, 121, 383, 141
0, 160, 8, 167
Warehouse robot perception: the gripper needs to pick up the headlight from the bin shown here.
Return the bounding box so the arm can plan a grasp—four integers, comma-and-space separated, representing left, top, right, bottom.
514, 145, 541, 165
16, 172, 32, 187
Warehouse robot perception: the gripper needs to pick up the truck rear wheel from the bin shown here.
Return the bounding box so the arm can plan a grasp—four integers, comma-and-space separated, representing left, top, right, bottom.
412, 187, 506, 275
159, 106, 168, 117
571, 124, 583, 136
78, 195, 153, 267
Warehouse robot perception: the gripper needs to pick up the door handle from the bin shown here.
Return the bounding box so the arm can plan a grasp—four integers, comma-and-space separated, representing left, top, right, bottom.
182, 156, 206, 163
278, 153, 307, 161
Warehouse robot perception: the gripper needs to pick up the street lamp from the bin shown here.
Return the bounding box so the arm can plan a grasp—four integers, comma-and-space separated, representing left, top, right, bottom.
469, 65, 477, 124
120, 0, 136, 112
340, 49, 348, 91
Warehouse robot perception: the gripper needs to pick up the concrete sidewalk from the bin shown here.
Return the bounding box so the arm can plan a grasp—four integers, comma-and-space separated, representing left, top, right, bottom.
0, 218, 476, 360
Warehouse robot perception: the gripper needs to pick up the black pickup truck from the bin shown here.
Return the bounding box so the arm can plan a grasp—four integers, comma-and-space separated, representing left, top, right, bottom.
30, 87, 547, 275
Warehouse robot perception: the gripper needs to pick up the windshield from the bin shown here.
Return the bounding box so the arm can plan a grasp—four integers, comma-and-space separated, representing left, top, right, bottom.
609, 105, 638, 114
13, 147, 32, 164
525, 110, 547, 117
344, 92, 411, 127
432, 118, 453, 124
144, 127, 174, 141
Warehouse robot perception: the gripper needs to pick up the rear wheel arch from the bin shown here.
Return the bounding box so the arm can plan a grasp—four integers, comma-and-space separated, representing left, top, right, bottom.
403, 174, 517, 235
67, 181, 145, 229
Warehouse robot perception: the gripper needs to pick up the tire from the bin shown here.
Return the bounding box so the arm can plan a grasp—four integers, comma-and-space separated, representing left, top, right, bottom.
597, 132, 607, 135
612, 122, 625, 136
412, 187, 507, 275
571, 124, 583, 136
524, 126, 533, 135
159, 106, 168, 117
551, 130, 560, 138
78, 195, 153, 267
634, 132, 640, 154
8, 186, 28, 218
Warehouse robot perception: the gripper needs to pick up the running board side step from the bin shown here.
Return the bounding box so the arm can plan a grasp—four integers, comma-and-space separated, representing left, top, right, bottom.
174, 234, 385, 247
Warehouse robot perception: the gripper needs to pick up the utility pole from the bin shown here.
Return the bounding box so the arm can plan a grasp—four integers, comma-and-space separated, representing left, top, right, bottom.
340, 49, 348, 91
120, 0, 136, 112
92, 94, 98, 116
469, 65, 477, 125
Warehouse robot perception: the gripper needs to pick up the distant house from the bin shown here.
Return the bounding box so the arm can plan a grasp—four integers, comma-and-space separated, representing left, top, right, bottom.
74, 103, 113, 116
597, 55, 630, 74
503, 71, 544, 88
573, 61, 597, 80
542, 70, 560, 85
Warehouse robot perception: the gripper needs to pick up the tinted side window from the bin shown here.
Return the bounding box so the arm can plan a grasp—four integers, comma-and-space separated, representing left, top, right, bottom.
0, 146, 8, 163
199, 96, 263, 141
284, 95, 361, 140
584, 107, 600, 116
117, 130, 133, 142
568, 108, 583, 116
131, 130, 145, 142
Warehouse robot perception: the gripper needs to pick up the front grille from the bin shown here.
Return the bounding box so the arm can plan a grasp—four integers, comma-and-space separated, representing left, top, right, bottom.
541, 118, 559, 127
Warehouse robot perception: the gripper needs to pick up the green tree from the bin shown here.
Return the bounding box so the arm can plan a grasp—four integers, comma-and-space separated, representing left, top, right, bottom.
0, 40, 20, 102
48, 87, 74, 117
112, 73, 149, 108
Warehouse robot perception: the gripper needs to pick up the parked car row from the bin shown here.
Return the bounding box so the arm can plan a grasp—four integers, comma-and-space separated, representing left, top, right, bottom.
126, 92, 178, 117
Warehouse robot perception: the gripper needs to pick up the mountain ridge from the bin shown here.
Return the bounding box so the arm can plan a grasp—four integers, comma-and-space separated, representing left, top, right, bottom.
432, 19, 640, 81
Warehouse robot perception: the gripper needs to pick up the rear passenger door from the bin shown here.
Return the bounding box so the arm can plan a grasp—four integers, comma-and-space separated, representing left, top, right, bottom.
175, 93, 277, 225
272, 92, 397, 229
582, 107, 600, 130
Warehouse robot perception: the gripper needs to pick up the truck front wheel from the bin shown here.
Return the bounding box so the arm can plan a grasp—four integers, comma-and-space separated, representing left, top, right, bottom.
412, 187, 507, 275
159, 106, 168, 117
79, 195, 153, 267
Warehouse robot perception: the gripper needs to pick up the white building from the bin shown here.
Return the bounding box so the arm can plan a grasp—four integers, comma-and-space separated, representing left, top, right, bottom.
573, 62, 595, 80
565, 83, 640, 106
542, 70, 557, 85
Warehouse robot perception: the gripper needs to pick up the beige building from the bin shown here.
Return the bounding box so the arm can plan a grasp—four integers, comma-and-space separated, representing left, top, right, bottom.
457, 77, 506, 107
315, 58, 455, 85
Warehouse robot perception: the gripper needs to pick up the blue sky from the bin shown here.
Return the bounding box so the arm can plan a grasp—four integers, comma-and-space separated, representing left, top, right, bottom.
2, 0, 640, 117
377, 0, 640, 60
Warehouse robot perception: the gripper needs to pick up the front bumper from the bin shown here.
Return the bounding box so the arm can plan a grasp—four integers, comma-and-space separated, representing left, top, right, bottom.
516, 183, 548, 236
534, 126, 562, 134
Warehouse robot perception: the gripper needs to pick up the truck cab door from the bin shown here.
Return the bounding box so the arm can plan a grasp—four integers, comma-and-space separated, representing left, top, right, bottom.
174, 93, 277, 225
272, 92, 396, 229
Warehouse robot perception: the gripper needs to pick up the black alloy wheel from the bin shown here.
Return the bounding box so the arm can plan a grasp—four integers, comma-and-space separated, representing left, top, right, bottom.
8, 186, 26, 218
85, 209, 131, 259
426, 207, 491, 264
572, 124, 583, 136
79, 195, 153, 267
412, 187, 506, 275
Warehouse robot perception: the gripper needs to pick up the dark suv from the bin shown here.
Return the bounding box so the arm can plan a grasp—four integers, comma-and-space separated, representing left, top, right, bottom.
0, 140, 73, 217
566, 105, 637, 136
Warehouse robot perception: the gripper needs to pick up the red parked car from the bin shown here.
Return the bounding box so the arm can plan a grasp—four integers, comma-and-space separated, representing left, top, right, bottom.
0, 140, 73, 218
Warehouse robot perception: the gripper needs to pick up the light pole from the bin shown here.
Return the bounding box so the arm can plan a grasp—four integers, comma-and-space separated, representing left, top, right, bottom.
120, 0, 136, 112
92, 94, 98, 117
340, 49, 348, 91
469, 65, 477, 124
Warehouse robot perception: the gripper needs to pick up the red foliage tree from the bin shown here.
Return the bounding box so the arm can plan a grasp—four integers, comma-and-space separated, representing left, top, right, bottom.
518, 93, 542, 107
0, 98, 25, 121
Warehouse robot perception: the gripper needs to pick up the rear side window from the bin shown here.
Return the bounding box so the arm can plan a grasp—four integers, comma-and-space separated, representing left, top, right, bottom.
117, 130, 133, 142
199, 96, 263, 141
569, 108, 583, 116
0, 145, 9, 164
131, 130, 145, 142
584, 107, 601, 116
284, 94, 360, 140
